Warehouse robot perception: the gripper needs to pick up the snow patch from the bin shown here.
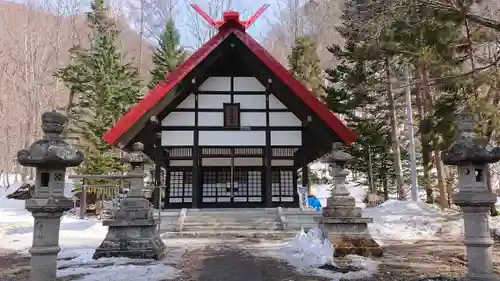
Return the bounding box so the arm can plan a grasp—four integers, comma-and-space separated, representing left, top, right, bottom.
246, 229, 379, 281
57, 248, 183, 281
365, 199, 464, 245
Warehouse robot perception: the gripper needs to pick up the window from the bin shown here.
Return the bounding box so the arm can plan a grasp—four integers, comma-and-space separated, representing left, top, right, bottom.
272, 171, 280, 184
223, 103, 240, 128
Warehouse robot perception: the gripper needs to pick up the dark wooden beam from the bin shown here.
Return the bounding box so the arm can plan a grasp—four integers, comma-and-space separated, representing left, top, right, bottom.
192, 79, 200, 208
264, 79, 272, 207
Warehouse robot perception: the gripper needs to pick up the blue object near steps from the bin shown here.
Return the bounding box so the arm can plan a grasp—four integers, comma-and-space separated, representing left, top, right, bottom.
307, 195, 322, 211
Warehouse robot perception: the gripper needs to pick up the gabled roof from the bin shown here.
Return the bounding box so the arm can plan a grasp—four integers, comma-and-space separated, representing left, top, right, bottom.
102, 12, 357, 147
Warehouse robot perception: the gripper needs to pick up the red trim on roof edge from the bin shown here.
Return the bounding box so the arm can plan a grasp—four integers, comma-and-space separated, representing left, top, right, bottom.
232, 29, 357, 144
103, 27, 357, 147
102, 29, 232, 145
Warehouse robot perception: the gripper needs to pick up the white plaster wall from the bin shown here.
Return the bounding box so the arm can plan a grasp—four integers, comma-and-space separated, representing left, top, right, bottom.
201, 158, 231, 166
271, 131, 302, 146
161, 131, 194, 146
271, 159, 294, 166
161, 112, 195, 126
269, 112, 301, 127
241, 112, 266, 127
269, 94, 287, 109
177, 94, 195, 108
198, 94, 231, 109
199, 77, 231, 91
170, 160, 194, 166
198, 112, 223, 126
199, 131, 266, 146
233, 77, 266, 92
233, 94, 266, 109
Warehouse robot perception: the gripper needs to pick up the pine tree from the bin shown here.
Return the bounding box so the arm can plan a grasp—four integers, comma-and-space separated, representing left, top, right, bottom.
148, 19, 186, 90
389, 1, 470, 205
324, 41, 399, 196
55, 0, 141, 180
288, 35, 323, 97
323, 0, 411, 198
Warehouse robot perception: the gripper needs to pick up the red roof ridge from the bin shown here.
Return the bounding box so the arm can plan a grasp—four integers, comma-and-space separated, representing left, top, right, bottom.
103, 20, 357, 147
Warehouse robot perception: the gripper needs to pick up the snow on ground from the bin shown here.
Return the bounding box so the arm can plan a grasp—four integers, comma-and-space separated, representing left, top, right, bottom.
365, 199, 464, 244
2, 175, 500, 280
56, 248, 184, 281
245, 229, 379, 281
309, 180, 500, 246
0, 182, 184, 281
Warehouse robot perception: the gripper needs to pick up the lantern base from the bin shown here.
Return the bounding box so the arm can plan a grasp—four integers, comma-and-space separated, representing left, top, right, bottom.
315, 216, 382, 257
93, 220, 166, 260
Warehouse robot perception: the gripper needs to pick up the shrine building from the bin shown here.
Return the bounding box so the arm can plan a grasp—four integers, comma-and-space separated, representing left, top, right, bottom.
102, 6, 357, 209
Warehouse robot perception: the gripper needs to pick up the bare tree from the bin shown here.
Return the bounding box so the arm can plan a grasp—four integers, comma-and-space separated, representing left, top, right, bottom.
180, 0, 233, 48
263, 0, 346, 68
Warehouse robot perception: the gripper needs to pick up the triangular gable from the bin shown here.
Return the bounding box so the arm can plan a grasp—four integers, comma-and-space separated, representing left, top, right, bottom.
102, 28, 233, 146
103, 27, 357, 146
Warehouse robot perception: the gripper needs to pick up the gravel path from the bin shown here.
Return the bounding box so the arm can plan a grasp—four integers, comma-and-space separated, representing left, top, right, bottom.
171, 244, 329, 281
0, 240, 498, 281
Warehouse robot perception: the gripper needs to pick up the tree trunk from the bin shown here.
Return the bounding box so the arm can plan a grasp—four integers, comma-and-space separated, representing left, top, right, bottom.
415, 71, 433, 203
385, 57, 405, 200
367, 144, 376, 193
434, 147, 448, 208
444, 165, 454, 207
383, 177, 389, 201
486, 165, 498, 216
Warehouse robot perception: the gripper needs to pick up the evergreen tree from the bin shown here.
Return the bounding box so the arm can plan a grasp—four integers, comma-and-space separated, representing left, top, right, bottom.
55, 0, 141, 179
149, 19, 186, 90
324, 41, 400, 196
323, 0, 411, 198
288, 35, 323, 97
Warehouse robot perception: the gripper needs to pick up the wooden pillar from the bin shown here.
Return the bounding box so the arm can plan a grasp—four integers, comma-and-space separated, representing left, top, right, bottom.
302, 119, 310, 193
264, 79, 272, 207
192, 80, 200, 208
164, 149, 170, 208
153, 120, 162, 209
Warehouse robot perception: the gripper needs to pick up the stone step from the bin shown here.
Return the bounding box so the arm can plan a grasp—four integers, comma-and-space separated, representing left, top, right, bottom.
186, 213, 278, 218
184, 220, 278, 225
188, 208, 275, 211
182, 225, 282, 232
183, 218, 278, 224
161, 230, 296, 239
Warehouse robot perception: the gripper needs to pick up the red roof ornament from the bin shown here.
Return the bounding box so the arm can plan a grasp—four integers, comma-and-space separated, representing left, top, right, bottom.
102, 5, 357, 147
190, 4, 270, 31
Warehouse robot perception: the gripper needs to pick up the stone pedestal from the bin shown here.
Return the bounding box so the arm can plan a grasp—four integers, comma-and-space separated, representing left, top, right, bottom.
93, 142, 166, 260
442, 108, 500, 281
16, 111, 85, 281
314, 143, 382, 258
26, 198, 74, 280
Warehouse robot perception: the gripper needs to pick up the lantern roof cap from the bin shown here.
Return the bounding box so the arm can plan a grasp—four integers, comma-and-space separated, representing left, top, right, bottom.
17, 111, 84, 168
442, 108, 500, 165
322, 142, 353, 163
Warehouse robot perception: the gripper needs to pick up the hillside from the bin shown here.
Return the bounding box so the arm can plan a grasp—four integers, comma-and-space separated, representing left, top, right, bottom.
0, 1, 153, 179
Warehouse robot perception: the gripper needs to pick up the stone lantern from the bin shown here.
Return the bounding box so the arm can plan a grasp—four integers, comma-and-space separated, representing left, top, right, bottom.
93, 142, 166, 260
314, 143, 382, 257
441, 108, 500, 281
17, 110, 84, 281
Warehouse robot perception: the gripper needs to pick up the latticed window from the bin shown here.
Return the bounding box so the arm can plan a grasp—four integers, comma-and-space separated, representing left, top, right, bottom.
223, 103, 240, 128
54, 173, 64, 181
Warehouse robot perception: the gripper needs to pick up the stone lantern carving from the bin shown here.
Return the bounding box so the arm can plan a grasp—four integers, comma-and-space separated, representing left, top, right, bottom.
17, 110, 84, 281
314, 143, 382, 257
441, 108, 500, 281
93, 142, 166, 260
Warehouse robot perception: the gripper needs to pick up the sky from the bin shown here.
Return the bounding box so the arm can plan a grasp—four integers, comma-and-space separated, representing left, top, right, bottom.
10, 0, 284, 48
165, 0, 281, 48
